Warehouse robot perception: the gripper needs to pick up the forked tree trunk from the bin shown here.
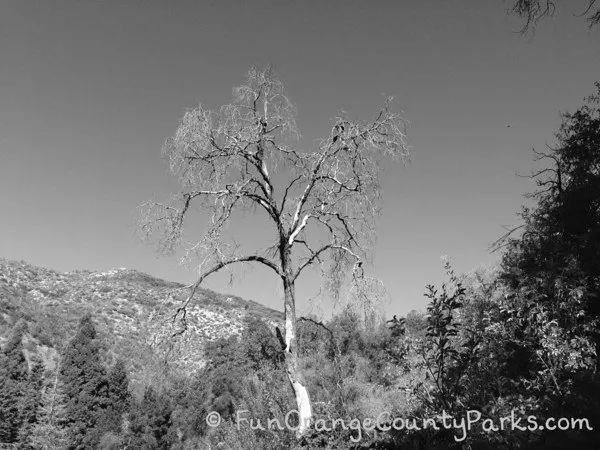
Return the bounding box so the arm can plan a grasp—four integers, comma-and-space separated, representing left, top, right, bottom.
281, 245, 312, 437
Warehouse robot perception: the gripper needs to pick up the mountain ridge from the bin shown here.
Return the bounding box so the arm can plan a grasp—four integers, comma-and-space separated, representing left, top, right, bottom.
0, 257, 283, 384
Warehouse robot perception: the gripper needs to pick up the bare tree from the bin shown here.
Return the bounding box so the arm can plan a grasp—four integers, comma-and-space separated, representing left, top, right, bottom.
137, 66, 409, 436
506, 0, 600, 33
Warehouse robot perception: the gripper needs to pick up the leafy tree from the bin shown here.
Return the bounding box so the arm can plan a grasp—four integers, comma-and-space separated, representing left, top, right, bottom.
496, 83, 600, 369
296, 316, 337, 359
241, 316, 284, 370
126, 386, 173, 449
487, 82, 600, 447
204, 335, 253, 422
168, 374, 211, 442
0, 321, 29, 443
59, 314, 109, 449
329, 307, 363, 356
138, 65, 409, 435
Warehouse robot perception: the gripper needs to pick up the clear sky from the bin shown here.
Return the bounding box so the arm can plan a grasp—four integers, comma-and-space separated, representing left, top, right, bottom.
1, 0, 599, 319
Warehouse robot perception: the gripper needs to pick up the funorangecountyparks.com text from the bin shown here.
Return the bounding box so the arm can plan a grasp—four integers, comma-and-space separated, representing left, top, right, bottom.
205, 409, 594, 443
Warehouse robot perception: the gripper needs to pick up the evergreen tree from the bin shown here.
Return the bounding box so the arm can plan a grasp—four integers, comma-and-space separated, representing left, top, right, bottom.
27, 366, 68, 450
59, 314, 109, 449
17, 356, 45, 445
98, 358, 131, 435
0, 321, 29, 443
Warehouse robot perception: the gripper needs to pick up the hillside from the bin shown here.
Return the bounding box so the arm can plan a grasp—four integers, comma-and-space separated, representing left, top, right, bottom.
0, 258, 283, 382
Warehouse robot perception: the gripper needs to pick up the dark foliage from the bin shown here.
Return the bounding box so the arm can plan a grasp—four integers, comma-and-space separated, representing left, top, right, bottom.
59, 314, 110, 449
495, 82, 600, 447
126, 386, 174, 449
0, 322, 29, 443
97, 358, 131, 435
17, 357, 45, 444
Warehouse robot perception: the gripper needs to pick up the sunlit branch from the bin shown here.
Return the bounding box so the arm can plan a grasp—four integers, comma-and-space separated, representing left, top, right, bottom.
172, 254, 281, 334
293, 243, 361, 282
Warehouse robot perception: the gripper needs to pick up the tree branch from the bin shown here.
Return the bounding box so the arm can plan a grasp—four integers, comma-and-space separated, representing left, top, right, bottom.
292, 243, 361, 282
172, 255, 281, 334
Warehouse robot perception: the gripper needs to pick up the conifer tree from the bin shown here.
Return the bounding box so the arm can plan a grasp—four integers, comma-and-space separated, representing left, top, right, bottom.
17, 356, 45, 444
27, 366, 68, 450
0, 321, 29, 443
59, 314, 109, 449
98, 358, 131, 435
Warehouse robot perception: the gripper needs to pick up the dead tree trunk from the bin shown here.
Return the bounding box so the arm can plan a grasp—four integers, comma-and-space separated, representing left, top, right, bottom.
281, 242, 312, 436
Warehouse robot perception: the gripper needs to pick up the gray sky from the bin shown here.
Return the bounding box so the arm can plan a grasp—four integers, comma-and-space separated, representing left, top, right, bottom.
1, 0, 599, 318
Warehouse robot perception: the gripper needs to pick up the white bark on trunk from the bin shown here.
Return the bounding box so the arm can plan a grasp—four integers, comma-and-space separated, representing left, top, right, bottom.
281, 245, 313, 437
291, 378, 312, 436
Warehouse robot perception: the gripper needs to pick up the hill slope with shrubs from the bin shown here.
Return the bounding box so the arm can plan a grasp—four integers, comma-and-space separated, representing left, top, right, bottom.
0, 258, 283, 381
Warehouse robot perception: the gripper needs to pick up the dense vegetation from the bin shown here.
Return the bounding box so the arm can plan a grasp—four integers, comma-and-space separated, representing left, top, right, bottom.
1, 84, 599, 448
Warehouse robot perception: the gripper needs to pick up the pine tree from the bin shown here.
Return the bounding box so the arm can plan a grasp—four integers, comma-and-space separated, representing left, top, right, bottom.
28, 366, 69, 450
59, 314, 109, 449
0, 321, 29, 443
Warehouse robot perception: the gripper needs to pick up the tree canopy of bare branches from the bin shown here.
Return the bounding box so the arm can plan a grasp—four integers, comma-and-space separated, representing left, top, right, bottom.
506, 0, 600, 33
137, 65, 409, 436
